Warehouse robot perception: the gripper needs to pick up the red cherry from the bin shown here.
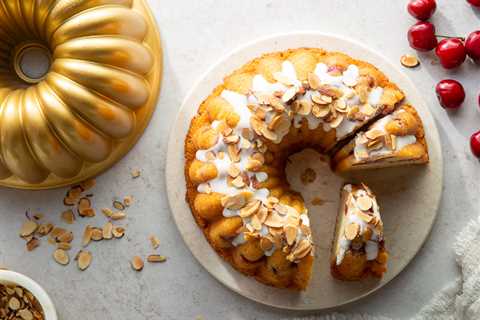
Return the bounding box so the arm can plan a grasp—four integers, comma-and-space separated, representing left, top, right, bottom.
408, 22, 438, 51
435, 38, 467, 69
466, 31, 480, 63
467, 0, 480, 7
470, 131, 480, 158
407, 0, 437, 20
435, 80, 465, 109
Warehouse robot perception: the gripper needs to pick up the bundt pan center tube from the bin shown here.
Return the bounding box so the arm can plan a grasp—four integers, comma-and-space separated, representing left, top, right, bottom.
0, 0, 162, 189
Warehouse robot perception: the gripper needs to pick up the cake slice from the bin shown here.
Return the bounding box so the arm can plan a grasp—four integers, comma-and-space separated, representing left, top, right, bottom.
331, 184, 388, 280
332, 105, 429, 172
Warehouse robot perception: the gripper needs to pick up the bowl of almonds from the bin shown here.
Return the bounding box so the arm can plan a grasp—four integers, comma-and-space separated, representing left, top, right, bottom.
0, 270, 57, 320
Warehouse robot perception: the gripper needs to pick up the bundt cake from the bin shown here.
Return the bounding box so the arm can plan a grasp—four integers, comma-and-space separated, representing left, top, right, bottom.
332, 105, 429, 172
331, 184, 387, 280
184, 48, 428, 290
0, 0, 160, 188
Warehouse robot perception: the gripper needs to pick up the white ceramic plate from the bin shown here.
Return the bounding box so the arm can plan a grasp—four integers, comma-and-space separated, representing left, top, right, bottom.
166, 32, 443, 310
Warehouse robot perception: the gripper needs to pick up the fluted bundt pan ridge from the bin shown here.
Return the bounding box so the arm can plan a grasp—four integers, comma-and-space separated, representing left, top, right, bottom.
0, 0, 162, 189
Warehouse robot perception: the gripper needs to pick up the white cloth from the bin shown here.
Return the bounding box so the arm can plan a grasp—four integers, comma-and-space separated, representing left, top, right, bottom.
292, 216, 480, 320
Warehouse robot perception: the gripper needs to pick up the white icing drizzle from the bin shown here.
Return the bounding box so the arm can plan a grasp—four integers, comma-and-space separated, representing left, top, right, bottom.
353, 110, 418, 161
336, 184, 383, 265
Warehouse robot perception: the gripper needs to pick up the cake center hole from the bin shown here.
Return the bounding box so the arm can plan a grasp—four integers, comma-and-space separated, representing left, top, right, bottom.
16, 45, 51, 83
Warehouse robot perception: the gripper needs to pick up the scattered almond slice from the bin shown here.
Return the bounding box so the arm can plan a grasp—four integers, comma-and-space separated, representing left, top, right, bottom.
111, 212, 127, 221
113, 200, 125, 211
123, 196, 133, 207
26, 238, 40, 252
149, 235, 160, 249
78, 197, 95, 217
91, 228, 103, 241
102, 222, 113, 240
357, 196, 373, 211
345, 223, 360, 240
19, 220, 38, 237
101, 208, 113, 218
147, 255, 167, 263
112, 227, 125, 239
61, 210, 75, 224
57, 231, 73, 243
57, 242, 72, 250
82, 226, 93, 247
131, 256, 144, 271
77, 251, 92, 271
131, 169, 141, 178
53, 249, 69, 265
400, 54, 420, 68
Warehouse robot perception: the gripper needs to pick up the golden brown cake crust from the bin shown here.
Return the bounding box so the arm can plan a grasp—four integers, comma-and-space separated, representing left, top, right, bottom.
184, 48, 407, 290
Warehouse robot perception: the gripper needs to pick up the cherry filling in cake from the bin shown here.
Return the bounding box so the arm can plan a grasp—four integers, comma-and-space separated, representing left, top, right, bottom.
185, 48, 428, 290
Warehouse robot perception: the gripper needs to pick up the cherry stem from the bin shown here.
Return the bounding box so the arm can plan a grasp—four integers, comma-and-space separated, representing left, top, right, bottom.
436, 34, 465, 41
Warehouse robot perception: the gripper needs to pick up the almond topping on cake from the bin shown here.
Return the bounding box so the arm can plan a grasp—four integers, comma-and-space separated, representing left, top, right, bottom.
357, 196, 373, 211
345, 222, 360, 240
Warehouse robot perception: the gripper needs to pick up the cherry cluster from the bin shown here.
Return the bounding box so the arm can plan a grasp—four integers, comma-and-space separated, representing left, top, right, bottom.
407, 0, 480, 158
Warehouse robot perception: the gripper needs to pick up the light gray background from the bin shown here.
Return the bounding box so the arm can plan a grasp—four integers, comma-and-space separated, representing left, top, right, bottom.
0, 1, 478, 319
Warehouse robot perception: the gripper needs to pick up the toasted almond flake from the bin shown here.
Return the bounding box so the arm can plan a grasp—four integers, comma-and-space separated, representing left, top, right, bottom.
78, 197, 93, 217
80, 179, 96, 191
329, 115, 344, 129
358, 211, 373, 223
113, 200, 125, 211
61, 210, 75, 224
284, 225, 297, 245
18, 309, 33, 320
400, 54, 420, 68
57, 242, 71, 250
101, 208, 113, 217
366, 129, 384, 140
357, 196, 373, 211
57, 231, 73, 243
50, 227, 66, 239
26, 238, 40, 252
367, 139, 384, 150
147, 255, 167, 263
264, 212, 284, 228
131, 256, 144, 271
91, 228, 103, 241
345, 223, 360, 240
227, 144, 241, 162
131, 169, 141, 178
20, 220, 38, 237
250, 214, 262, 230
82, 225, 93, 247
111, 212, 127, 220
260, 126, 278, 141
307, 72, 321, 90
77, 250, 92, 271
259, 237, 273, 251
311, 92, 331, 105
312, 104, 330, 118
293, 100, 312, 116
227, 164, 240, 178
123, 196, 134, 207
391, 135, 397, 150
239, 200, 260, 218
335, 99, 347, 113
289, 239, 312, 261
113, 227, 125, 238
362, 103, 376, 116
317, 84, 343, 98
223, 134, 240, 144
8, 296, 20, 310
102, 222, 113, 240
53, 249, 69, 265
221, 194, 246, 210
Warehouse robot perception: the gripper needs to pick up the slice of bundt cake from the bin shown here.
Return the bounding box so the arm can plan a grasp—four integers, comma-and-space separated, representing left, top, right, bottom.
331, 184, 388, 280
332, 105, 429, 172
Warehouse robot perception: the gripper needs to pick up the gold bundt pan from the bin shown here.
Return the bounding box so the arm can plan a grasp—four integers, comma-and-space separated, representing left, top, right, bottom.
0, 0, 162, 189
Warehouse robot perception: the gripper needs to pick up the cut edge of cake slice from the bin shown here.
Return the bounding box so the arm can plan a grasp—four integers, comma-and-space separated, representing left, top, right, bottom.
331, 183, 388, 281
331, 104, 429, 172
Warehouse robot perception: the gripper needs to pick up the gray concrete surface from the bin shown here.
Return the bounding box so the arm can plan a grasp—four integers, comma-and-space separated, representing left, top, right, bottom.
1, 1, 479, 319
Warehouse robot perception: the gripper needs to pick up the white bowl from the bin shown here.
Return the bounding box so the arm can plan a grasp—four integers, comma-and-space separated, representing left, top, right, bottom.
0, 270, 57, 320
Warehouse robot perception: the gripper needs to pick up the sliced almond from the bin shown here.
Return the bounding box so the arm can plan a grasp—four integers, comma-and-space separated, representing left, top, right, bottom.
113, 200, 125, 211
123, 196, 134, 207
362, 103, 376, 117
400, 54, 419, 68
8, 297, 20, 310
53, 249, 69, 265
131, 256, 144, 271
221, 194, 246, 210
26, 238, 40, 252
50, 227, 66, 239
82, 225, 93, 247
284, 225, 297, 246
78, 197, 94, 217
231, 176, 245, 188
20, 220, 38, 237
365, 129, 384, 140
260, 126, 278, 141
77, 250, 92, 271
102, 222, 113, 240
281, 86, 297, 103
357, 196, 373, 211
111, 212, 127, 221
264, 212, 284, 228
227, 144, 241, 162
147, 255, 167, 263
345, 223, 360, 241
329, 115, 344, 129
131, 169, 141, 178
391, 135, 397, 150
61, 210, 75, 224
317, 84, 343, 98
239, 200, 260, 218
112, 226, 125, 239
312, 104, 330, 118
307, 72, 321, 90
101, 208, 113, 218
57, 231, 73, 243
273, 72, 293, 86
292, 100, 312, 116
57, 242, 71, 250
37, 223, 54, 236
227, 164, 240, 178
91, 228, 103, 241
149, 235, 160, 249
